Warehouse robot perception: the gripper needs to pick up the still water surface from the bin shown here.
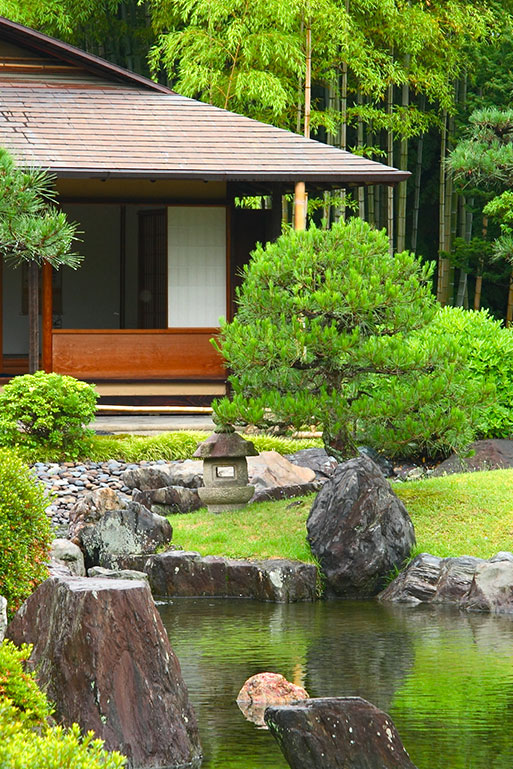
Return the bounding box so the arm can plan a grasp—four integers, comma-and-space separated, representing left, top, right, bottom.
158, 598, 513, 769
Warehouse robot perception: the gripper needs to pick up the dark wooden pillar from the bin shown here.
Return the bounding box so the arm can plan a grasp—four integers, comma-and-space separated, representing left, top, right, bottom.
270, 184, 283, 241
28, 261, 40, 374
42, 260, 53, 372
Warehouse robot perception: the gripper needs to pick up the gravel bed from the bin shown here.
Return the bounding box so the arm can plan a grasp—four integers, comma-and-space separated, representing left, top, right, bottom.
32, 459, 171, 531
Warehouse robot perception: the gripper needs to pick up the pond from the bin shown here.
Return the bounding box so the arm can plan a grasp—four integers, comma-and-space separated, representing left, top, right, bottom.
158, 597, 513, 769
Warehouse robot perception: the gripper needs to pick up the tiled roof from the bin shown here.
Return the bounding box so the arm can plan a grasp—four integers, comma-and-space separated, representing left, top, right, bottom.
0, 84, 408, 183
0, 15, 409, 185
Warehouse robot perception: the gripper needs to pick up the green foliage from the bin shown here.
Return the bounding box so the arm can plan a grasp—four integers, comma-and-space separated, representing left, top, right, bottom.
415, 307, 513, 439
213, 219, 484, 459
0, 148, 81, 269
0, 641, 51, 728
0, 641, 126, 769
0, 372, 98, 459
0, 448, 52, 617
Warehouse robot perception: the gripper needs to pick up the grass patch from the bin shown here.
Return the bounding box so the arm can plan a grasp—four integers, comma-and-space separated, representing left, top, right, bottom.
395, 468, 513, 558
21, 431, 323, 464
170, 469, 513, 564
171, 496, 317, 563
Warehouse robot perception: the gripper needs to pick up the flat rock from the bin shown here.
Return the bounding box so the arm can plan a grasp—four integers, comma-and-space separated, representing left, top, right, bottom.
122, 460, 204, 491
285, 448, 338, 480
87, 566, 149, 581
307, 456, 416, 597
264, 697, 418, 769
248, 451, 316, 496
133, 485, 201, 514
79, 501, 173, 570
461, 556, 513, 613
6, 576, 202, 769
118, 551, 317, 603
432, 439, 513, 476
251, 481, 321, 503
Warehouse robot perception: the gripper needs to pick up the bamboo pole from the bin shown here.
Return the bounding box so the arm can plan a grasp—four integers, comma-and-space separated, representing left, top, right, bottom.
397, 70, 410, 252
357, 90, 365, 219
437, 110, 448, 304
474, 215, 487, 311
506, 271, 513, 327
294, 181, 307, 230
304, 21, 311, 139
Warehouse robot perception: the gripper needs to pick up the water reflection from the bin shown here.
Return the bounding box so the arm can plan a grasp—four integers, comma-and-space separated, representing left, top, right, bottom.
158, 598, 513, 769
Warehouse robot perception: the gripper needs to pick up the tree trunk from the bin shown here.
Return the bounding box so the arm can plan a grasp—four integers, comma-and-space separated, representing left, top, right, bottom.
28, 261, 39, 374
474, 215, 487, 311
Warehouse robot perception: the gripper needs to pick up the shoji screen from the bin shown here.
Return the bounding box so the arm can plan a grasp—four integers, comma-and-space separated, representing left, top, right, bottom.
167, 206, 226, 328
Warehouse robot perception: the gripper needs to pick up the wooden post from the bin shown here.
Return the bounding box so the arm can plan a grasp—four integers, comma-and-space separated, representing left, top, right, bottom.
42, 260, 53, 372
294, 181, 306, 231
28, 261, 39, 374
270, 185, 283, 241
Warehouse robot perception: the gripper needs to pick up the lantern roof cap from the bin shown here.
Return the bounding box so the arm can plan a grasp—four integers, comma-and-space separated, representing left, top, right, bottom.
193, 431, 258, 458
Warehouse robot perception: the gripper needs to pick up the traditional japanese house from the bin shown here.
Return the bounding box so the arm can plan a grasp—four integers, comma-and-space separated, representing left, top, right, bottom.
0, 16, 408, 406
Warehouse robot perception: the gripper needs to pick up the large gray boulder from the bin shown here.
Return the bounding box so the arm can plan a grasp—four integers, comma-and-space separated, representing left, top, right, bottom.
285, 448, 338, 480
6, 576, 202, 769
79, 501, 173, 570
264, 697, 418, 769
68, 487, 129, 544
247, 451, 316, 501
307, 456, 416, 597
133, 485, 201, 515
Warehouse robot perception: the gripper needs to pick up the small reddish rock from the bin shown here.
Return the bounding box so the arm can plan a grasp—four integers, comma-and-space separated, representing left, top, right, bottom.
237, 672, 309, 727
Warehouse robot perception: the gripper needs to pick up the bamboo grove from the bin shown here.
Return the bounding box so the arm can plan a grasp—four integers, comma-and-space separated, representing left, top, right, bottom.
3, 0, 513, 319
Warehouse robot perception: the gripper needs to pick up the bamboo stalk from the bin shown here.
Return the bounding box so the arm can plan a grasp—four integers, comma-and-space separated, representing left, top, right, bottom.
387, 83, 394, 256
294, 181, 307, 230
397, 71, 409, 252
506, 271, 513, 327
437, 110, 447, 304
304, 20, 312, 139
28, 261, 39, 374
474, 215, 487, 310
357, 90, 365, 219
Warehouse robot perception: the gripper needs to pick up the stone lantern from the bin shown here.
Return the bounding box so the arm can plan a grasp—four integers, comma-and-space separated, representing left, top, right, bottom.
193, 429, 258, 513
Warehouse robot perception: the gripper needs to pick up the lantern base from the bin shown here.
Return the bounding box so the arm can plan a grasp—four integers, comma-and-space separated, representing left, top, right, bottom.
198, 484, 254, 513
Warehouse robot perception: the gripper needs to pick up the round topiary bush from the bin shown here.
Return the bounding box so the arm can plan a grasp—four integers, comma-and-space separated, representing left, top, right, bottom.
0, 371, 98, 458
0, 447, 52, 617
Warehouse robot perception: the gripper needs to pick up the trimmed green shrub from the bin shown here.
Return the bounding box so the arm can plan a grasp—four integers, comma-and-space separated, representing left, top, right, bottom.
213, 219, 486, 459
0, 640, 126, 769
416, 306, 513, 439
0, 371, 98, 458
0, 447, 52, 617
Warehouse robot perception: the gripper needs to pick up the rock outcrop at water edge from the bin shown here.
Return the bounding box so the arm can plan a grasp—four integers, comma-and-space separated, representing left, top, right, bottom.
6, 575, 202, 769
264, 696, 418, 769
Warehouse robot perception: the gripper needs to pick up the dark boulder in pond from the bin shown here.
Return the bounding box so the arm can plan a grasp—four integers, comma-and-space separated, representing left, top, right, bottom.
307, 456, 416, 597
6, 575, 202, 769
264, 696, 418, 769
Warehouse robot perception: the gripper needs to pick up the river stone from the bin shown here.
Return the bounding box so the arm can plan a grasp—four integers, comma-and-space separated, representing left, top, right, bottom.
122, 460, 204, 491
432, 439, 513, 476
264, 697, 418, 769
6, 576, 202, 768
307, 456, 416, 597
49, 538, 86, 577
68, 487, 128, 544
118, 551, 317, 602
79, 501, 173, 570
284, 448, 338, 480
0, 596, 6, 642
133, 485, 201, 514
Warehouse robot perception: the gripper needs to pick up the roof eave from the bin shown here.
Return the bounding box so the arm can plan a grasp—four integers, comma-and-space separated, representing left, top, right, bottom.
51, 168, 411, 184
